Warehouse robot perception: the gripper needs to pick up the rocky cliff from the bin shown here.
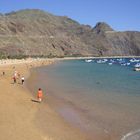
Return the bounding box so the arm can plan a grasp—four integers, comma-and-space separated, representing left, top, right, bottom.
0, 9, 140, 58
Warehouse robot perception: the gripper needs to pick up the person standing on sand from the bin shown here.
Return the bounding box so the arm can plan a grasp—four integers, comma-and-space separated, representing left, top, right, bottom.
13, 71, 18, 84
37, 88, 43, 102
13, 76, 16, 83
21, 76, 25, 85
2, 71, 5, 75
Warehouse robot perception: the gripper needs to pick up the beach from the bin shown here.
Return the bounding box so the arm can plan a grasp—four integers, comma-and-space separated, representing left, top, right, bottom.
26, 58, 140, 140
0, 58, 90, 140
1, 57, 140, 140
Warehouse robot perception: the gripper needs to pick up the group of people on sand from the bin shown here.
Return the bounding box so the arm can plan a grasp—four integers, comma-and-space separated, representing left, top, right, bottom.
12, 70, 43, 103
12, 71, 25, 85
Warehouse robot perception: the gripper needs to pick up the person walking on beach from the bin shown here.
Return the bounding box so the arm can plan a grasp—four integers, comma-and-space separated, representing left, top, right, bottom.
13, 76, 16, 83
13, 71, 18, 84
37, 88, 43, 102
21, 76, 25, 85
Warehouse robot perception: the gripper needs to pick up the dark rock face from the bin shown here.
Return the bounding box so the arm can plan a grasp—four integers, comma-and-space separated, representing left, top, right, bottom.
0, 9, 140, 58
92, 22, 114, 34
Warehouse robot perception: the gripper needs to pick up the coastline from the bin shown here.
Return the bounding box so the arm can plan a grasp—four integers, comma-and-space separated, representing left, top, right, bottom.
0, 58, 89, 140
25, 58, 118, 140
0, 58, 54, 140
26, 57, 140, 140
0, 56, 140, 140
55, 56, 140, 60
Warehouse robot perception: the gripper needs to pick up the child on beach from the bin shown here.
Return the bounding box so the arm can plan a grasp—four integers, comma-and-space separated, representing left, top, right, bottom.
37, 88, 43, 102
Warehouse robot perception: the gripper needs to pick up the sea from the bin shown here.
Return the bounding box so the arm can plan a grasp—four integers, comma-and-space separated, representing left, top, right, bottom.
29, 58, 140, 140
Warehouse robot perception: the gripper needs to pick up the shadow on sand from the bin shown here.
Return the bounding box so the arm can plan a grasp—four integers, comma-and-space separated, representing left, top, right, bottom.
10, 82, 22, 85
31, 99, 40, 103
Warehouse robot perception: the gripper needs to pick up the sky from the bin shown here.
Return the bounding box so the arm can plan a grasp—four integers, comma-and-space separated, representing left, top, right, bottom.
0, 0, 140, 31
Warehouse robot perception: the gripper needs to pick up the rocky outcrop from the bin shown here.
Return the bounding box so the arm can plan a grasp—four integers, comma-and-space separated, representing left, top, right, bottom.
92, 22, 114, 34
0, 9, 140, 58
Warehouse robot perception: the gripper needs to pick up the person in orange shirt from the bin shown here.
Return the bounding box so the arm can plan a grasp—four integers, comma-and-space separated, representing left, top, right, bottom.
37, 88, 43, 102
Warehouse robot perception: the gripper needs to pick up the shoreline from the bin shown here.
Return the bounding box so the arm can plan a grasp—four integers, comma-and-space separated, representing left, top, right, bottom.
0, 55, 140, 63
0, 58, 89, 140
0, 57, 140, 140
0, 58, 54, 140
50, 55, 140, 60
27, 58, 140, 140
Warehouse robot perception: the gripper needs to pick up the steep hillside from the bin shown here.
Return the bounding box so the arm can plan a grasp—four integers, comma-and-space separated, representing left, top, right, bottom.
0, 9, 140, 58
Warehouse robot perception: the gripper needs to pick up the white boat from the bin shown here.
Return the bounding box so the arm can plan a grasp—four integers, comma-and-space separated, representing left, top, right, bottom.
121, 63, 127, 66
85, 59, 92, 63
108, 62, 113, 65
117, 58, 123, 61
97, 60, 102, 63
130, 58, 140, 63
134, 67, 140, 71
134, 63, 140, 68
97, 59, 108, 63
126, 63, 130, 65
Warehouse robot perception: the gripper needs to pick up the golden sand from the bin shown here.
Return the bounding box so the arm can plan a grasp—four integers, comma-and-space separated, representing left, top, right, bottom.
0, 58, 88, 140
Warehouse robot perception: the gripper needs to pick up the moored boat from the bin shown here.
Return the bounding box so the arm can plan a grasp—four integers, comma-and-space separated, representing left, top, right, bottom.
134, 63, 140, 68
85, 59, 92, 63
134, 67, 140, 71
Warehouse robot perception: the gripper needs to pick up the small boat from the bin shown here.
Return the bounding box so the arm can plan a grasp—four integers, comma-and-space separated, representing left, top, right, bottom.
108, 62, 113, 65
110, 59, 115, 63
117, 58, 123, 61
85, 59, 92, 63
97, 59, 108, 63
126, 63, 130, 65
130, 58, 140, 63
134, 63, 140, 68
121, 63, 127, 66
134, 67, 140, 71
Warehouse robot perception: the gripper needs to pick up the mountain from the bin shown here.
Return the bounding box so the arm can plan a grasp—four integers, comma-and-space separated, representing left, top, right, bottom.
0, 9, 140, 58
92, 22, 114, 34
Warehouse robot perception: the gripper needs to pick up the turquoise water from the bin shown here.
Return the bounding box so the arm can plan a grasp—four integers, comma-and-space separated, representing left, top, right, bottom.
34, 59, 140, 140
44, 60, 140, 95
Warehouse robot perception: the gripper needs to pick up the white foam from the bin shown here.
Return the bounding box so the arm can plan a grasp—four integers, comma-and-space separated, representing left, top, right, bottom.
121, 129, 140, 140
